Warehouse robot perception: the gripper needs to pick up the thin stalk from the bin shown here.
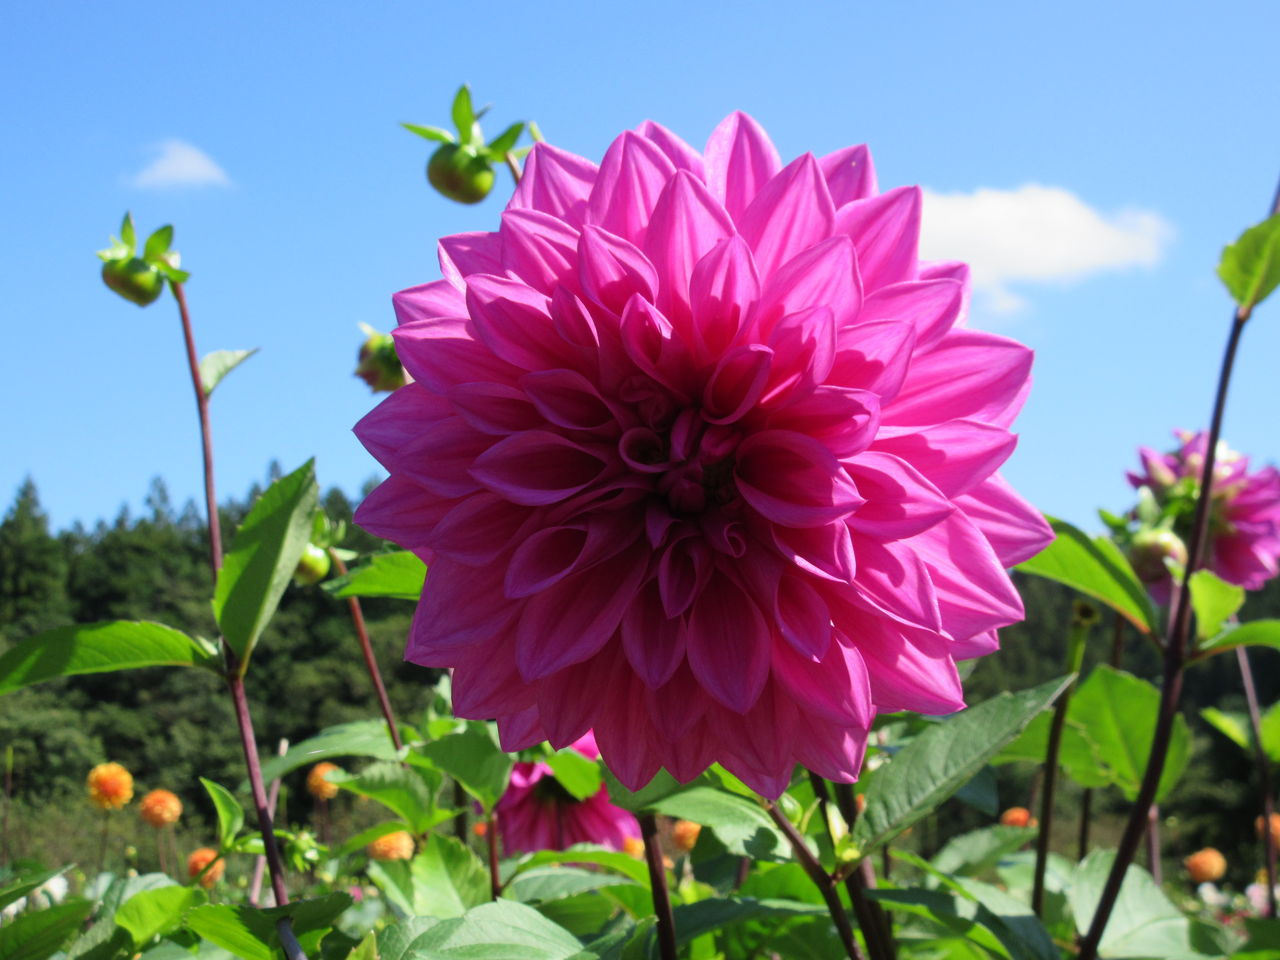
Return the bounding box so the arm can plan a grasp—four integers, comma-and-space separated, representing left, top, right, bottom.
98, 810, 109, 875
1033, 606, 1095, 915
157, 827, 169, 877
1081, 615, 1126, 857
171, 283, 222, 574
504, 152, 523, 185
1237, 646, 1277, 916
328, 550, 403, 751
229, 674, 293, 909
453, 783, 468, 843
1078, 310, 1250, 960
1146, 805, 1162, 884
487, 809, 501, 900
249, 738, 288, 907
639, 813, 680, 960
832, 781, 895, 960
2, 745, 12, 866
764, 800, 863, 960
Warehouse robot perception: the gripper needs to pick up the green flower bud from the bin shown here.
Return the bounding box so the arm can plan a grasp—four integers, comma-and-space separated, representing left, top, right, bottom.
294, 543, 331, 586
101, 257, 165, 306
427, 143, 495, 204
356, 324, 407, 393
1129, 528, 1188, 583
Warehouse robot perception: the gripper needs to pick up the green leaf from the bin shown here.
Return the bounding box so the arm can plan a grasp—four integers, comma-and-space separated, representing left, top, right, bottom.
544, 748, 603, 802
1262, 701, 1280, 765
1218, 212, 1280, 313
93, 873, 175, 923
0, 900, 95, 960
120, 212, 137, 251
367, 835, 489, 920
669, 898, 826, 949
256, 719, 411, 784
1067, 665, 1190, 802
414, 722, 513, 812
931, 825, 1038, 878
1016, 517, 1154, 632
953, 765, 998, 816
115, 886, 205, 947
650, 786, 787, 860
198, 349, 258, 398
0, 869, 63, 912
212, 460, 319, 670
518, 845, 651, 886
381, 900, 590, 959
486, 122, 524, 155
0, 621, 215, 695
1188, 569, 1245, 641
852, 677, 1071, 856
184, 896, 351, 960
331, 761, 448, 834
402, 123, 455, 143
199, 778, 245, 850
377, 918, 449, 960
324, 551, 426, 601
602, 766, 715, 812
994, 710, 1111, 788
503, 866, 635, 905
142, 225, 173, 262
450, 85, 476, 141
1196, 618, 1280, 657
1068, 849, 1210, 959
1200, 706, 1252, 752
337, 820, 413, 858
154, 262, 190, 284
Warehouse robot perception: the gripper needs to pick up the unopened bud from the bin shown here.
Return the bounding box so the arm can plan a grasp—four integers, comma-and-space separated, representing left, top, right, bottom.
101, 258, 165, 307
1128, 529, 1188, 584
294, 543, 332, 586
428, 144, 495, 204
355, 324, 407, 393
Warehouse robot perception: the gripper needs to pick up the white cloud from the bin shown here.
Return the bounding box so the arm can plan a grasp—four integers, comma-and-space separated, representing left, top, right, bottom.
919, 184, 1172, 313
131, 139, 230, 189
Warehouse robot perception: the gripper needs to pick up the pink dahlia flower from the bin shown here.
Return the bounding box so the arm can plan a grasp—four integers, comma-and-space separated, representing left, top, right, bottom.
356, 112, 1051, 797
1129, 430, 1280, 592
495, 733, 639, 855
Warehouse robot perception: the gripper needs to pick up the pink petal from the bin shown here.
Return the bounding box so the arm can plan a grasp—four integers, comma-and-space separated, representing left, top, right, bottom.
840, 619, 965, 715
509, 143, 599, 226
578, 225, 660, 316
833, 185, 922, 292
769, 386, 881, 459
645, 662, 711, 742
954, 474, 1053, 567
505, 525, 591, 597
834, 537, 941, 632
736, 430, 864, 528
355, 475, 453, 549
356, 384, 451, 468
401, 417, 494, 498
586, 131, 677, 245
688, 235, 760, 363
520, 368, 619, 433
871, 420, 1016, 497
752, 236, 861, 340
497, 709, 546, 752
828, 319, 917, 399
406, 560, 517, 663
772, 635, 872, 726
393, 279, 467, 325
448, 381, 542, 435
793, 714, 868, 786
451, 633, 536, 715
885, 329, 1033, 428
470, 431, 610, 506
704, 111, 783, 224
393, 317, 518, 394
635, 119, 706, 179
621, 580, 688, 688
430, 492, 531, 566
771, 522, 856, 583
703, 343, 773, 424
619, 295, 695, 399
643, 171, 735, 335
657, 537, 711, 617
465, 275, 563, 371
737, 154, 836, 279
759, 305, 836, 407
845, 450, 955, 540
909, 512, 1026, 640
773, 571, 833, 659
819, 144, 877, 206
499, 208, 580, 293
686, 570, 771, 713
439, 232, 504, 287
861, 277, 964, 350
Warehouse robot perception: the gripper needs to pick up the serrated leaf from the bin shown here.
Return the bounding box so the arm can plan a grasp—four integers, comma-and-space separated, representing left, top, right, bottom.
114, 885, 205, 947
931, 825, 1038, 878
1189, 569, 1245, 641
323, 551, 426, 601
650, 787, 787, 860
212, 460, 319, 670
199, 778, 245, 850
402, 122, 455, 143
384, 900, 590, 959
256, 719, 412, 785
142, 225, 173, 262
332, 761, 450, 834
199, 349, 258, 398
0, 621, 215, 695
1218, 212, 1280, 313
544, 748, 602, 802
1017, 517, 1155, 633
184, 895, 351, 960
0, 900, 95, 960
413, 721, 513, 812
503, 866, 635, 905
518, 845, 650, 886
367, 835, 489, 920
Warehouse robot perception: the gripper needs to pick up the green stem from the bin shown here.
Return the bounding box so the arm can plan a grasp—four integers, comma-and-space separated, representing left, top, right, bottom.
1237, 646, 1277, 916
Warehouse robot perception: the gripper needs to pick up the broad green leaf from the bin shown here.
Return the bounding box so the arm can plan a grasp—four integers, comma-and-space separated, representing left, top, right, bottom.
931, 825, 1037, 878
867, 888, 1024, 959
0, 900, 95, 960
669, 898, 826, 948
198, 349, 258, 398
377, 917, 448, 960
382, 900, 589, 959
852, 677, 1070, 856
257, 718, 412, 784
518, 845, 651, 886
142, 225, 173, 261
93, 873, 175, 924
650, 786, 787, 860
487, 121, 524, 155
367, 835, 489, 920
544, 748, 603, 802
1068, 665, 1190, 802
993, 710, 1111, 788
331, 761, 448, 834
602, 766, 716, 812
1188, 569, 1245, 641
1069, 850, 1210, 959
1262, 701, 1280, 764
402, 122, 455, 143
0, 869, 63, 912
1200, 706, 1252, 752
450, 85, 476, 141
185, 895, 352, 960
953, 765, 998, 815
503, 866, 635, 904
1237, 917, 1280, 960
1218, 212, 1280, 313
199, 778, 245, 850
414, 721, 513, 812
0, 621, 214, 695
1196, 619, 1280, 657
324, 551, 426, 601
212, 460, 319, 670
1016, 517, 1154, 633
115, 886, 205, 947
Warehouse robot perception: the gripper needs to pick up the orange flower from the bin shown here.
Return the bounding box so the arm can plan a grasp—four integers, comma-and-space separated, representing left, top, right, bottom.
672, 820, 701, 854
1000, 807, 1037, 828
367, 830, 415, 861
472, 821, 488, 837
1256, 813, 1280, 842
1184, 847, 1227, 883
306, 762, 342, 801
187, 848, 225, 888
623, 836, 645, 859
139, 789, 183, 827
855, 793, 867, 815
87, 762, 134, 810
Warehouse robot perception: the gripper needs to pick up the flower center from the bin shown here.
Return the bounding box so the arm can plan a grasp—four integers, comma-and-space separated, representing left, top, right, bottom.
619, 407, 743, 516
533, 775, 579, 806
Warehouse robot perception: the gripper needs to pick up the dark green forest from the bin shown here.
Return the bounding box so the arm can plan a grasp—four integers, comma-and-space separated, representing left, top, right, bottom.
2, 470, 1278, 887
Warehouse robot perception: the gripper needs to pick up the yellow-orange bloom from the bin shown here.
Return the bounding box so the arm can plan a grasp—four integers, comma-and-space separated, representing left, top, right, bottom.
1184, 847, 1227, 883
187, 848, 225, 888
1000, 807, 1037, 828
306, 762, 342, 801
672, 820, 701, 854
623, 836, 645, 859
87, 762, 134, 810
139, 789, 183, 827
1256, 813, 1280, 842
367, 831, 415, 861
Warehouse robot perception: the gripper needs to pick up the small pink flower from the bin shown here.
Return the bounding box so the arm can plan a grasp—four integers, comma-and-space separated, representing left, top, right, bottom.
1130, 430, 1280, 592
496, 733, 639, 855
356, 112, 1050, 797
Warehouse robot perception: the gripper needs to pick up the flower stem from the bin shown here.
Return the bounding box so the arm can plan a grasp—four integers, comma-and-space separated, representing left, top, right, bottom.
1033, 604, 1095, 915
1078, 311, 1249, 960
98, 810, 109, 875
504, 152, 523, 186
1145, 805, 1162, 884
171, 283, 222, 575
487, 808, 501, 900
764, 800, 864, 960
638, 812, 680, 960
328, 550, 403, 751
1237, 645, 1277, 917
249, 738, 288, 907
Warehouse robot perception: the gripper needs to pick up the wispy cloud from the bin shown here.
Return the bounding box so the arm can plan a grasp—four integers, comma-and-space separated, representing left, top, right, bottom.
131, 139, 231, 189
919, 184, 1172, 313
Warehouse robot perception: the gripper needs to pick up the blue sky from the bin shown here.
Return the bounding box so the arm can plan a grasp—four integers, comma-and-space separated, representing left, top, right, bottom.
2, 0, 1277, 533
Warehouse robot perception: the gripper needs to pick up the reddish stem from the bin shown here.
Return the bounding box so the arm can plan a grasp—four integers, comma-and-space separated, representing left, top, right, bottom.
639, 813, 680, 960
249, 738, 288, 907
1237, 646, 1277, 916
172, 283, 222, 574
329, 550, 402, 751
487, 809, 501, 900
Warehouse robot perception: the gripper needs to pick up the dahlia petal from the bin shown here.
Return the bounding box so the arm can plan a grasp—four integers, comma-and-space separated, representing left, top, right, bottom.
688, 235, 760, 363
465, 274, 567, 372
951, 629, 999, 660
871, 420, 1016, 497
833, 185, 922, 291
792, 712, 868, 785
505, 525, 590, 598
621, 580, 688, 688
772, 635, 872, 726
355, 475, 453, 548
355, 384, 451, 467
844, 450, 955, 540
771, 521, 857, 583
497, 708, 547, 752
657, 537, 711, 618
549, 286, 602, 351
470, 431, 610, 506
578, 226, 660, 316
819, 143, 877, 206
736, 430, 864, 528
842, 620, 966, 714
703, 343, 773, 424
770, 386, 881, 459
738, 154, 837, 279
451, 633, 536, 716
392, 279, 467, 326
635, 119, 707, 179
521, 368, 619, 433
594, 671, 664, 790
534, 655, 613, 747
643, 171, 735, 334
394, 317, 519, 394
586, 131, 677, 245
499, 208, 580, 293
829, 319, 916, 399
509, 143, 598, 225
712, 685, 797, 793
760, 305, 836, 406
861, 277, 964, 350
754, 236, 861, 340
430, 492, 531, 566
646, 662, 711, 742
910, 511, 1025, 639
619, 295, 695, 399
686, 570, 771, 713
448, 381, 542, 435
661, 724, 720, 784
439, 232, 505, 287
836, 537, 942, 632
885, 329, 1033, 427
954, 474, 1053, 566
406, 560, 517, 664
774, 571, 833, 659
704, 111, 783, 223
401, 417, 493, 497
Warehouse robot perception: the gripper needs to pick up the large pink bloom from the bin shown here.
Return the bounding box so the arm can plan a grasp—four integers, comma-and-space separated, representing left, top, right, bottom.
496, 733, 639, 855
1130, 430, 1280, 591
356, 113, 1051, 797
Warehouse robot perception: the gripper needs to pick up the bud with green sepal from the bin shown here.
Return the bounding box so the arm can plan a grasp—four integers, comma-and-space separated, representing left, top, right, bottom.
355, 322, 407, 392
97, 213, 190, 306
1128, 527, 1189, 585
292, 510, 357, 586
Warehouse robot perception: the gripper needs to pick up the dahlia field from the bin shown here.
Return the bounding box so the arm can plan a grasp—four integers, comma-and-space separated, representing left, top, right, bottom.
3, 89, 1280, 960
